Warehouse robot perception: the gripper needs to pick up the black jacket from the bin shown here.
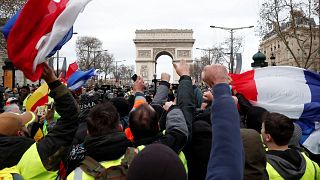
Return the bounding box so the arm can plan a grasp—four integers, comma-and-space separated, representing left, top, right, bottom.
188, 108, 212, 180
84, 132, 131, 162
0, 81, 79, 171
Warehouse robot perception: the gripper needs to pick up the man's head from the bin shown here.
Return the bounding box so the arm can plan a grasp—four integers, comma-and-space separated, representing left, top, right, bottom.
0, 111, 35, 136
87, 102, 120, 136
261, 112, 294, 147
19, 86, 30, 99
129, 103, 159, 141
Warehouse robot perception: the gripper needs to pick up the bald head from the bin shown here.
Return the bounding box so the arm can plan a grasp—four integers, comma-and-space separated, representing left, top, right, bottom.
0, 112, 22, 136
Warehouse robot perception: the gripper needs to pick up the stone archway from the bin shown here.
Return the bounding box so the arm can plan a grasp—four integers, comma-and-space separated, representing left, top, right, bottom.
133, 29, 195, 83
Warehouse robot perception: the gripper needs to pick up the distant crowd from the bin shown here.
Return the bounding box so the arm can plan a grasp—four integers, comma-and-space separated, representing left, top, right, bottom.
0, 61, 319, 180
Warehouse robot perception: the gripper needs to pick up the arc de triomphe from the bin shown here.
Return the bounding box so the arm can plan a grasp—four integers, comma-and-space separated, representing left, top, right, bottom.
133, 29, 195, 83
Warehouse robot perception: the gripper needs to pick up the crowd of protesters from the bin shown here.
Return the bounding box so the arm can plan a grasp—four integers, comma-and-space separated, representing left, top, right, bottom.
0, 60, 319, 180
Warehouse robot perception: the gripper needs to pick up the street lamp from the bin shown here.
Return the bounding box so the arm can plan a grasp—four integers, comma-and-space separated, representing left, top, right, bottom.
270, 53, 276, 66
210, 25, 254, 73
153, 73, 157, 95
196, 48, 213, 65
113, 60, 126, 83
82, 49, 108, 68
56, 32, 78, 76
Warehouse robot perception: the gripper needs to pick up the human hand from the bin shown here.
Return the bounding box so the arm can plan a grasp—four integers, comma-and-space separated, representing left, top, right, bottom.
163, 101, 175, 111
132, 76, 145, 93
232, 96, 238, 105
200, 102, 208, 110
41, 63, 58, 83
161, 73, 171, 82
201, 64, 228, 87
203, 90, 213, 103
173, 59, 190, 76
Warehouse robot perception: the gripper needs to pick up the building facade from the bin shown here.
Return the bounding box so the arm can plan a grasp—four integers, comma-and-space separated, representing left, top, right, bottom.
259, 18, 320, 72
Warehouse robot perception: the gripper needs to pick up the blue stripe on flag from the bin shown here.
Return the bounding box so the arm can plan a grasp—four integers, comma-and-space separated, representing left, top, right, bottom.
298, 70, 320, 148
47, 27, 74, 57
67, 69, 95, 90
1, 10, 21, 39
304, 70, 320, 102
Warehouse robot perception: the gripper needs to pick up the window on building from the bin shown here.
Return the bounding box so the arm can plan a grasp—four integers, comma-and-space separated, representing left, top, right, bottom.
271, 47, 273, 51
278, 44, 280, 48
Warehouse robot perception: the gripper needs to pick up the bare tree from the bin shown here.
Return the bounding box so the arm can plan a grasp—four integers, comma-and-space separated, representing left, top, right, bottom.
98, 52, 114, 81
0, 0, 25, 18
111, 64, 134, 84
76, 36, 104, 70
189, 58, 203, 83
0, 0, 26, 49
258, 0, 319, 69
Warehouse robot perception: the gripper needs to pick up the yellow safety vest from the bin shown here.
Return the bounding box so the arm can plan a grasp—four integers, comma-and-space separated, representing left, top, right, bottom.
16, 143, 58, 179
67, 156, 123, 180
0, 166, 19, 180
267, 153, 320, 180
67, 144, 188, 180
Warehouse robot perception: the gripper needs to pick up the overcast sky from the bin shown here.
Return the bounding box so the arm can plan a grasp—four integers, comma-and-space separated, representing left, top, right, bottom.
59, 0, 263, 77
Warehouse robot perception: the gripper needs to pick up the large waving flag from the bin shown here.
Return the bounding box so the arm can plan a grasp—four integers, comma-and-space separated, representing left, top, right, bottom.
26, 83, 50, 112
1, 0, 92, 82
230, 66, 320, 154
67, 69, 95, 91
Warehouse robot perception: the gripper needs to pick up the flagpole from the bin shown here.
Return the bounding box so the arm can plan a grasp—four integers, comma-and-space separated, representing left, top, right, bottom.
56, 50, 59, 77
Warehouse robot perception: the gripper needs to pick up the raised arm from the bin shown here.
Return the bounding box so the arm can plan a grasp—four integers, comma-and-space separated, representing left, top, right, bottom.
37, 63, 80, 171
151, 73, 170, 106
174, 60, 195, 138
203, 65, 244, 180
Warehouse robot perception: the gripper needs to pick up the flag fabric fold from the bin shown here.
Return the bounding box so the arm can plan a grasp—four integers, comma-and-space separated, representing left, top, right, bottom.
2, 0, 92, 82
230, 66, 320, 154
67, 69, 95, 91
66, 61, 79, 81
25, 83, 50, 112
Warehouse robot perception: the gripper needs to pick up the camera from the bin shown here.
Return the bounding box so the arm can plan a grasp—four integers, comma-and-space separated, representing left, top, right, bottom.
131, 74, 138, 82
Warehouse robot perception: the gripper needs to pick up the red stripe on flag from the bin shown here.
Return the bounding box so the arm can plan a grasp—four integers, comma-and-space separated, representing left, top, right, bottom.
7, 0, 68, 81
66, 62, 78, 81
31, 95, 49, 112
230, 70, 258, 102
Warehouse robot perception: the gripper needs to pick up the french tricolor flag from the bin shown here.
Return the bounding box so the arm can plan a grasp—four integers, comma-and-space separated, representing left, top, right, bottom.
67, 68, 95, 91
1, 0, 92, 81
230, 66, 320, 154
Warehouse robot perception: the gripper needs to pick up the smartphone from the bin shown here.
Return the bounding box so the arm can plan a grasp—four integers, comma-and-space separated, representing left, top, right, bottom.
131, 74, 138, 82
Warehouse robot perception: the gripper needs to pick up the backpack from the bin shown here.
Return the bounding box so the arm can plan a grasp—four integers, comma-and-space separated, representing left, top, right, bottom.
79, 147, 138, 180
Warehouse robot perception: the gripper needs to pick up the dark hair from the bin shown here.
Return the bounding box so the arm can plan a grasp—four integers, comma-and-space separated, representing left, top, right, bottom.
87, 103, 120, 136
262, 112, 294, 146
110, 97, 130, 118
246, 106, 267, 133
129, 103, 159, 140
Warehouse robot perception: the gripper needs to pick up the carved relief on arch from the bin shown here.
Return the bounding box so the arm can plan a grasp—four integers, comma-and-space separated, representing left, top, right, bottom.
153, 48, 175, 60
140, 65, 148, 78
138, 50, 151, 58
177, 50, 191, 58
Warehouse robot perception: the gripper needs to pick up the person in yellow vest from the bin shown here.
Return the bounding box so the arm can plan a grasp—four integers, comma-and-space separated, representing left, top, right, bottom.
0, 64, 80, 179
67, 102, 131, 179
261, 112, 320, 180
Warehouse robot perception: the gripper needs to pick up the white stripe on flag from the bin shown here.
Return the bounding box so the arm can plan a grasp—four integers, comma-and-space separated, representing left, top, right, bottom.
68, 80, 86, 91
254, 66, 311, 119
33, 0, 92, 72
303, 121, 320, 154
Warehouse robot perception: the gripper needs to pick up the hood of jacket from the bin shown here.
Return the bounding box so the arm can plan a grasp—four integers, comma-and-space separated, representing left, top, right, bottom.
0, 136, 34, 169
240, 129, 268, 180
267, 149, 306, 180
84, 132, 131, 162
